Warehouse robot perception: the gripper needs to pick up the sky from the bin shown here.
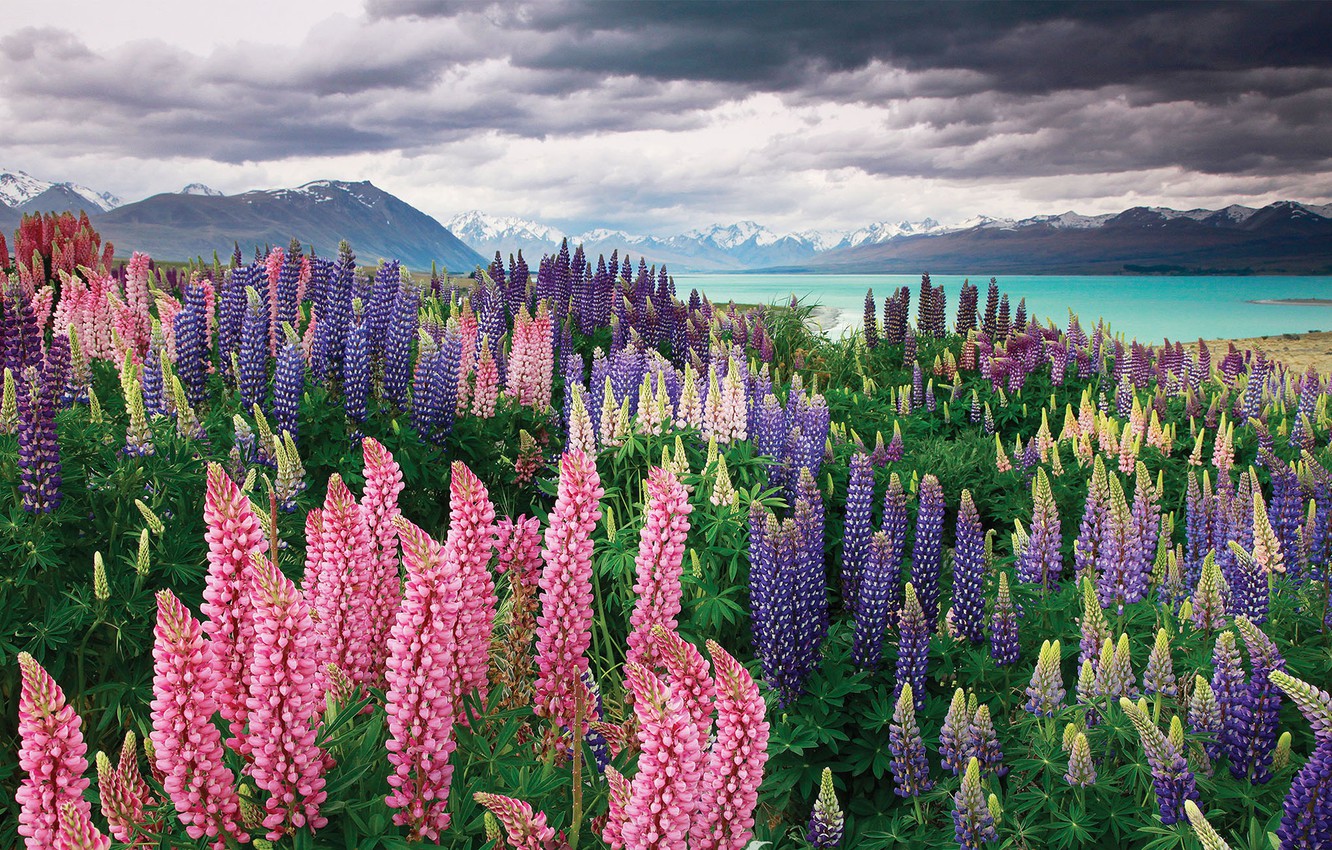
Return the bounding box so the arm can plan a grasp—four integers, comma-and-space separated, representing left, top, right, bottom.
3, 0, 1332, 236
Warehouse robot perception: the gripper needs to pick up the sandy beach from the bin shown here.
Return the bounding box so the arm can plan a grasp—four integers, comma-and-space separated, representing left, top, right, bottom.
1194, 330, 1332, 373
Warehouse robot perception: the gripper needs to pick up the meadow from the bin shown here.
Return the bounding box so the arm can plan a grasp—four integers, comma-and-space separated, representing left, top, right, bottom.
1, 209, 1330, 850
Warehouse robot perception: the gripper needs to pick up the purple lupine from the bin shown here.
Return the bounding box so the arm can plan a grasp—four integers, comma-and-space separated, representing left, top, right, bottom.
910, 475, 945, 629
889, 683, 933, 798
1128, 466, 1160, 600
239, 287, 269, 413
1232, 618, 1286, 784
894, 583, 930, 714
273, 324, 304, 444
989, 573, 1020, 667
940, 690, 969, 775
955, 280, 978, 334
749, 503, 821, 707
17, 341, 67, 513
1212, 630, 1247, 774
1121, 698, 1198, 825
312, 241, 355, 384
174, 280, 210, 407
1184, 471, 1213, 589
968, 704, 1006, 777
1074, 459, 1108, 581
1267, 457, 1304, 583
880, 473, 909, 619
863, 290, 879, 349
366, 261, 400, 358
795, 469, 830, 662
842, 453, 875, 613
218, 264, 250, 373
1019, 469, 1062, 590
382, 277, 421, 411
342, 304, 369, 424
1269, 671, 1332, 849
1023, 639, 1066, 718
952, 491, 987, 644
952, 757, 996, 850
1290, 368, 1320, 449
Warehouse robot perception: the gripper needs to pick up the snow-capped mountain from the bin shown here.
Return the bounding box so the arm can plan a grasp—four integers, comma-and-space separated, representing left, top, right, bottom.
180, 183, 224, 197
0, 168, 121, 212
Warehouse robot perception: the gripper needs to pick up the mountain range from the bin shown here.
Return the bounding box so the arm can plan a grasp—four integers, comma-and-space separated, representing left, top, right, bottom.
2, 167, 1331, 274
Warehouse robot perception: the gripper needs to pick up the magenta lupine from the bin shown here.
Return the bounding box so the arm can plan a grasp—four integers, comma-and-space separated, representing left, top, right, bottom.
96, 732, 158, 847
442, 461, 498, 709
199, 462, 268, 752
620, 662, 704, 850
150, 590, 247, 848
245, 555, 329, 838
16, 653, 91, 850
627, 467, 693, 669
534, 449, 604, 752
1019, 469, 1063, 589
384, 518, 464, 840
306, 475, 379, 690
53, 803, 111, 850
473, 793, 558, 850
360, 437, 404, 685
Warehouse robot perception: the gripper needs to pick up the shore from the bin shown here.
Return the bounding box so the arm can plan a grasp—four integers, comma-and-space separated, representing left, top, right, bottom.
1195, 330, 1332, 374
1248, 298, 1332, 307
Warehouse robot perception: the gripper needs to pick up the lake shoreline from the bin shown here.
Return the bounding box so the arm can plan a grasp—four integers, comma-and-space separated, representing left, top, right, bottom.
1249, 298, 1332, 307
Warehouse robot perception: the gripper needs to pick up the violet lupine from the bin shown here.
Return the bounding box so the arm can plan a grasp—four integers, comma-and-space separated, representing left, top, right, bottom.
953, 490, 988, 645
1269, 670, 1332, 849
16, 347, 64, 513
172, 280, 210, 407
941, 689, 970, 775
1212, 630, 1248, 771
953, 758, 997, 849
794, 469, 830, 666
1024, 639, 1066, 717
150, 590, 248, 848
1143, 628, 1178, 699
442, 461, 498, 710
841, 452, 875, 614
200, 462, 269, 753
1189, 675, 1223, 766
1185, 471, 1213, 588
911, 474, 945, 628
626, 467, 693, 670
968, 704, 1006, 777
619, 662, 705, 850
384, 518, 464, 840
1074, 457, 1109, 581
343, 304, 370, 424
1096, 475, 1141, 611
749, 507, 808, 705
889, 683, 933, 797
534, 450, 603, 753
382, 276, 421, 410
895, 582, 931, 714
1065, 732, 1096, 786
360, 437, 405, 686
807, 767, 844, 848
238, 287, 269, 412
1019, 468, 1062, 590
16, 653, 91, 850
245, 555, 328, 839
851, 532, 895, 669
1120, 697, 1198, 825
305, 475, 379, 690
990, 572, 1020, 667
273, 323, 304, 444
1232, 616, 1286, 784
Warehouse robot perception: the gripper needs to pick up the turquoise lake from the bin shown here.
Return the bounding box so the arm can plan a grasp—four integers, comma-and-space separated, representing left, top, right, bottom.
674, 274, 1332, 344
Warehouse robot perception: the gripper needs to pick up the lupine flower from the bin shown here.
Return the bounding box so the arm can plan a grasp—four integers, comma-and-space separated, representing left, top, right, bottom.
710, 453, 739, 508
841, 453, 875, 613
1211, 630, 1247, 771
1143, 628, 1178, 699
273, 323, 304, 444
989, 572, 1020, 666
238, 287, 269, 412
941, 688, 970, 774
384, 518, 464, 840
952, 491, 988, 645
895, 582, 930, 714
97, 732, 159, 846
1269, 670, 1332, 849
1120, 697, 1198, 825
1184, 801, 1235, 850
627, 468, 693, 669
1097, 633, 1137, 701
1188, 674, 1223, 767
150, 590, 247, 848
1232, 616, 1286, 784
52, 802, 110, 850
245, 555, 328, 838
881, 472, 909, 615
473, 793, 558, 850
1065, 732, 1096, 786
911, 474, 945, 627
852, 533, 895, 669
1251, 487, 1285, 577
305, 474, 378, 690
1024, 639, 1066, 717
889, 683, 933, 797
534, 450, 603, 753
200, 463, 268, 752
1191, 552, 1229, 632
343, 303, 369, 423
953, 757, 997, 849
1019, 469, 1062, 589
807, 768, 844, 848
16, 653, 91, 850
1074, 457, 1109, 580
968, 704, 1006, 777
360, 438, 404, 686
17, 342, 66, 513
620, 662, 704, 850
471, 337, 499, 418
442, 462, 498, 710
1077, 577, 1110, 666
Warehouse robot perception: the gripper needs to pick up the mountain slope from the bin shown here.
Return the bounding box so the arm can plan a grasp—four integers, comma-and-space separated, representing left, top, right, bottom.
0, 168, 121, 211
95, 180, 485, 271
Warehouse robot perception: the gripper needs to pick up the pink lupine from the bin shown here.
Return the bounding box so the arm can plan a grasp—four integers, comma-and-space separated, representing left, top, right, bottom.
150, 590, 247, 848
266, 246, 283, 354
307, 474, 379, 689
443, 461, 498, 710
626, 468, 693, 670
603, 767, 632, 850
97, 732, 158, 846
496, 514, 544, 707
200, 462, 268, 753
16, 653, 91, 850
471, 339, 499, 418
534, 449, 604, 752
246, 555, 329, 838
620, 662, 705, 850
455, 303, 479, 412
497, 515, 544, 592
473, 793, 558, 850
507, 303, 554, 410
384, 518, 465, 840
119, 252, 153, 359
690, 641, 770, 850
361, 437, 405, 684
54, 803, 110, 850
566, 382, 598, 457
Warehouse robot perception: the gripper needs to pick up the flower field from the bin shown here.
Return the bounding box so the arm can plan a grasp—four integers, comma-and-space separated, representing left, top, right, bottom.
2, 209, 1330, 849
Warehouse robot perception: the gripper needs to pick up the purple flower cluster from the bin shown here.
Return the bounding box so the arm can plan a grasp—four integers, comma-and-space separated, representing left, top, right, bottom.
951, 491, 987, 644
910, 475, 945, 629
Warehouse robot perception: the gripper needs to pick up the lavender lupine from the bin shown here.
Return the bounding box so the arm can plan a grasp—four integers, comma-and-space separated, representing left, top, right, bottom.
1120, 698, 1198, 825
1019, 469, 1062, 590
953, 758, 997, 849
895, 583, 931, 714
1066, 733, 1096, 786
1024, 640, 1066, 717
806, 767, 844, 848
990, 572, 1020, 666
1143, 628, 1178, 700
889, 683, 933, 797
968, 704, 1006, 777
952, 491, 988, 644
941, 689, 970, 775
1189, 675, 1223, 765
911, 474, 945, 628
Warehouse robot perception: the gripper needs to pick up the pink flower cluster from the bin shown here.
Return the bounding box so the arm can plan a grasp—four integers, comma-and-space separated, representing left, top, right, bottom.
626, 467, 693, 670
442, 461, 499, 710
361, 437, 406, 685
506, 303, 554, 410
16, 652, 93, 850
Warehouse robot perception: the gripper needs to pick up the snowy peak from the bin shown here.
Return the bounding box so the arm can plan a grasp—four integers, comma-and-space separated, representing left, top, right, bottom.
685, 220, 781, 249
0, 168, 121, 211
446, 210, 566, 246
180, 183, 223, 197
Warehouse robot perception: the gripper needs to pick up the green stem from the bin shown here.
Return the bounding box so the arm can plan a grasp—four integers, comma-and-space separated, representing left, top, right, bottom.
570, 682, 585, 850
913, 795, 924, 828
